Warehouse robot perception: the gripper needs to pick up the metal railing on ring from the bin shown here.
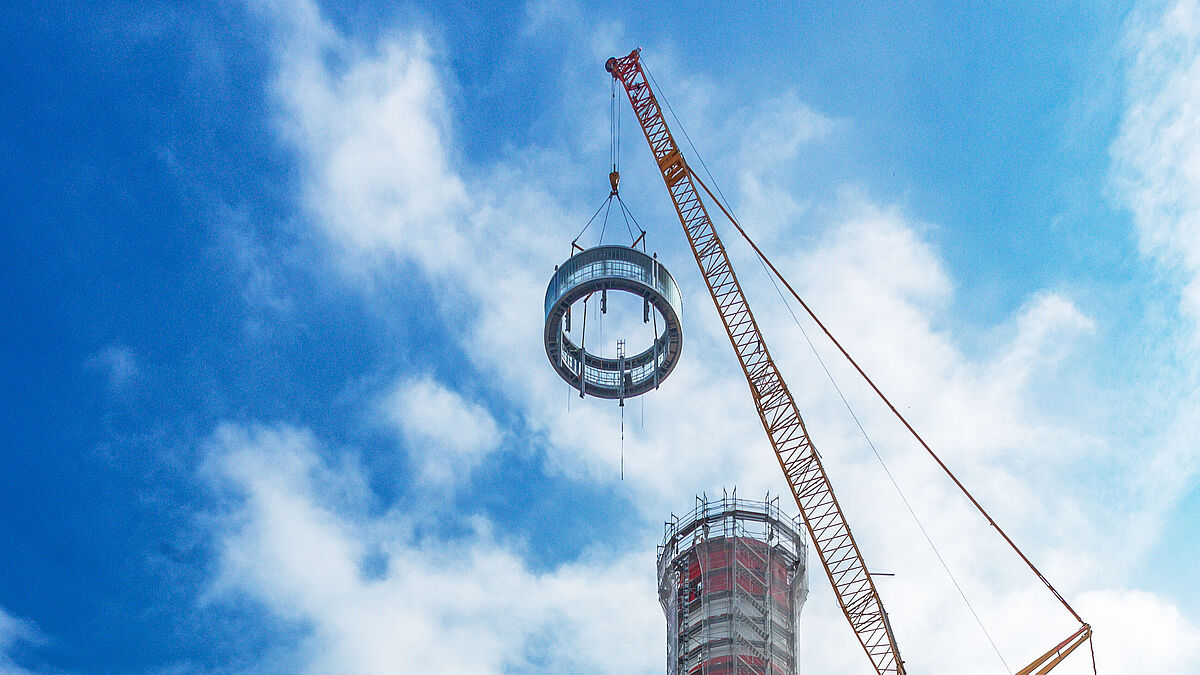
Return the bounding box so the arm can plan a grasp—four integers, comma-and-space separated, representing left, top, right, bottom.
545, 245, 683, 320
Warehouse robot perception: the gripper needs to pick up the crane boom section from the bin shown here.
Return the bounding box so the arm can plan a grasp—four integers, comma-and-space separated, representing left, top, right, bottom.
607, 49, 906, 675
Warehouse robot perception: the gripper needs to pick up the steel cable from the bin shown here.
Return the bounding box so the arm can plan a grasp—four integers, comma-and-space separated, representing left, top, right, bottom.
693, 168, 1092, 673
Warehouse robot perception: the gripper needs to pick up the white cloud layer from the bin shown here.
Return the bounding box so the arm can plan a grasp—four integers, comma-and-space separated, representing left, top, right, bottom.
86, 343, 140, 392
256, 0, 469, 275
1110, 0, 1200, 580
0, 606, 39, 675
204, 423, 662, 675
1113, 0, 1200, 335
378, 375, 501, 486
1081, 589, 1200, 672
200, 0, 1200, 673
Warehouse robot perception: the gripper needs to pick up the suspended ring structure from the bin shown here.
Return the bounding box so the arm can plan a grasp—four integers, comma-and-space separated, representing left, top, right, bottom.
544, 245, 683, 399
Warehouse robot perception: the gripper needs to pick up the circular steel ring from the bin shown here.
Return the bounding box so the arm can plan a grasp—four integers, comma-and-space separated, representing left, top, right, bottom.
544, 245, 684, 399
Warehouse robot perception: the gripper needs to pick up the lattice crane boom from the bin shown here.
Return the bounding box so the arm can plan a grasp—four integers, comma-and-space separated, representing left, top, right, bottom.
606, 48, 907, 675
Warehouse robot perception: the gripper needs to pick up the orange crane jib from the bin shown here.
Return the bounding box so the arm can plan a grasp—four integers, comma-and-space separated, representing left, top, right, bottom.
606, 47, 1095, 675
606, 48, 906, 675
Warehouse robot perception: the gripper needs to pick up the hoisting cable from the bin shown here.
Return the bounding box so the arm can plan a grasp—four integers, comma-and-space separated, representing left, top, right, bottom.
597, 194, 614, 244
617, 195, 647, 249
645, 62, 1012, 662
617, 194, 637, 242
689, 169, 1096, 673
648, 75, 1012, 661
609, 72, 644, 247
610, 75, 619, 175
572, 79, 626, 252
640, 51, 1092, 674
616, 74, 622, 175
610, 72, 624, 183
755, 221, 1013, 673
572, 197, 613, 251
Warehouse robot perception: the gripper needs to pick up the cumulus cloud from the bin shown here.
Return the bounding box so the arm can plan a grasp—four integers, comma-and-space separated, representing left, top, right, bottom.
215, 0, 1200, 673
1082, 589, 1200, 673
729, 91, 838, 236
768, 198, 1095, 473
1109, 0, 1200, 576
86, 343, 140, 392
204, 422, 662, 675
1112, 0, 1200, 335
378, 376, 501, 487
0, 606, 40, 675
256, 0, 469, 274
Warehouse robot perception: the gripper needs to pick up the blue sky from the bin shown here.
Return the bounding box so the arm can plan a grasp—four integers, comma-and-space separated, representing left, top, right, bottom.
2, 1, 1199, 673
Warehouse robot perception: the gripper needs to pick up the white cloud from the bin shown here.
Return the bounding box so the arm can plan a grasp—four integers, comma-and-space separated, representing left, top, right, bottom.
770, 198, 1095, 471
214, 203, 298, 332
202, 420, 1200, 675
378, 376, 501, 487
86, 343, 140, 392
257, 0, 469, 276
204, 422, 662, 675
0, 606, 40, 675
729, 91, 838, 236
227, 1, 1200, 673
1112, 0, 1200, 335
1109, 0, 1200, 579
1082, 589, 1200, 673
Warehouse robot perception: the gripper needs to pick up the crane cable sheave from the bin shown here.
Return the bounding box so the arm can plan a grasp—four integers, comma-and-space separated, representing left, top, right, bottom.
607, 47, 906, 675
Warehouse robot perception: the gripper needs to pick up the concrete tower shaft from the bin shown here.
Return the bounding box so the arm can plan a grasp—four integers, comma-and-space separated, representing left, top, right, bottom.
658, 493, 809, 675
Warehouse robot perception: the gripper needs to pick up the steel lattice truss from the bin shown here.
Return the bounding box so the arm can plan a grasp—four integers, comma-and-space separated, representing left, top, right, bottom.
608, 49, 906, 675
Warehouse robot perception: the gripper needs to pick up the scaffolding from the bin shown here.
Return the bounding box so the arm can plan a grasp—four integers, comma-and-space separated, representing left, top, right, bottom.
658, 491, 809, 675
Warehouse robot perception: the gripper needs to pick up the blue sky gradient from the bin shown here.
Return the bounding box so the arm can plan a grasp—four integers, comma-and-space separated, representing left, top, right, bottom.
2, 1, 1198, 673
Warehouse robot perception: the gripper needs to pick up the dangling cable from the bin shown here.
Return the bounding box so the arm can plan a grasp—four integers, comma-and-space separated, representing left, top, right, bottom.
597, 287, 604, 351
620, 401, 625, 480
578, 294, 590, 398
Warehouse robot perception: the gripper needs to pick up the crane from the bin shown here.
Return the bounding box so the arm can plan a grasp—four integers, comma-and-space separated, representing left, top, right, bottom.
605, 48, 1095, 675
